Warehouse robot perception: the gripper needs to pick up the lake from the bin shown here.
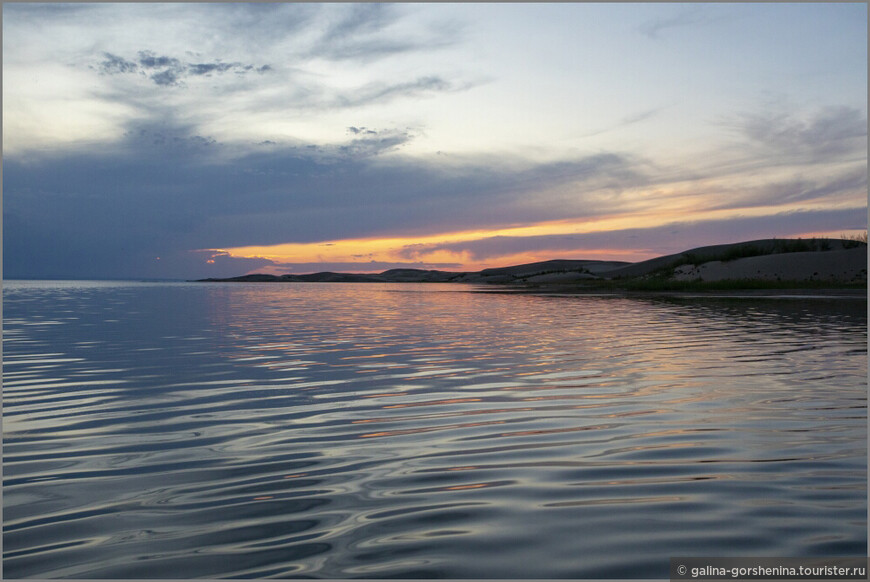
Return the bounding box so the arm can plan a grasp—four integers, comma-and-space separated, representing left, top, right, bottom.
3, 281, 866, 578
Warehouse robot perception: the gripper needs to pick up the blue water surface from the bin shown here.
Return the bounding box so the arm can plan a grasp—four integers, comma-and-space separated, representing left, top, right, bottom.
3, 281, 866, 578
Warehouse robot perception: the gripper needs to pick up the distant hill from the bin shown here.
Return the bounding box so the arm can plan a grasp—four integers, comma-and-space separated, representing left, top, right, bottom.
197, 238, 867, 287
198, 258, 631, 284
602, 238, 867, 284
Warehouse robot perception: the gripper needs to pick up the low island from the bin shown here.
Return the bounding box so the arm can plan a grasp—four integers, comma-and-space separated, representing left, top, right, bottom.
198, 237, 868, 294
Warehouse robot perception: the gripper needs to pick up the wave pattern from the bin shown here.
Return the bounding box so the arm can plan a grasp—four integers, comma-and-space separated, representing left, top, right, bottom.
3, 281, 867, 578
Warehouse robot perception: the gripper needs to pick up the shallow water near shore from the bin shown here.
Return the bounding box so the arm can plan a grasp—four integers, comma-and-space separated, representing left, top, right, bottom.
3, 280, 866, 578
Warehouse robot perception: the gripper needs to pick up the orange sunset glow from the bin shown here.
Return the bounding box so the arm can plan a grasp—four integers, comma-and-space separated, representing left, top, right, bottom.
222, 200, 865, 274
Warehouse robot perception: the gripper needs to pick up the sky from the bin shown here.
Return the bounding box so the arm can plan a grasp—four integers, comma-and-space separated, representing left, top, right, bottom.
3, 2, 867, 280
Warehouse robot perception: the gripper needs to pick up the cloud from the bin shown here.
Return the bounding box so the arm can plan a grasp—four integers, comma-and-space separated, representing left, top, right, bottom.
96, 50, 272, 87
6, 3, 473, 159
3, 3, 865, 282
339, 127, 414, 157
188, 63, 234, 75
118, 122, 219, 156
99, 53, 138, 75
581, 106, 667, 138
638, 6, 718, 40
308, 4, 459, 62
334, 76, 455, 108
5, 112, 864, 279
137, 51, 181, 70
348, 127, 378, 136
320, 3, 394, 45
87, 46, 469, 133
706, 166, 868, 211
151, 69, 181, 87
399, 208, 867, 262
729, 106, 867, 164
5, 93, 864, 280
2, 117, 649, 280
2, 3, 98, 18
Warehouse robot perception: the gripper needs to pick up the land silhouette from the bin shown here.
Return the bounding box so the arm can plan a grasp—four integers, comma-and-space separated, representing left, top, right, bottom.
199, 237, 868, 291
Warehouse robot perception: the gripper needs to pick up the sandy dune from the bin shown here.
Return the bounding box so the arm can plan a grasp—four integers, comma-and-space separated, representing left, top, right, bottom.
200, 238, 867, 287
601, 238, 867, 283
671, 247, 867, 283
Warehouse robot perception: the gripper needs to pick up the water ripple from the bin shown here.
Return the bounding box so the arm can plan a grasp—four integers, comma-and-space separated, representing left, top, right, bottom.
3, 282, 866, 578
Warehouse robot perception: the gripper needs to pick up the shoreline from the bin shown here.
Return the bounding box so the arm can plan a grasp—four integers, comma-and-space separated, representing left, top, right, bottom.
196, 238, 868, 292
473, 284, 868, 299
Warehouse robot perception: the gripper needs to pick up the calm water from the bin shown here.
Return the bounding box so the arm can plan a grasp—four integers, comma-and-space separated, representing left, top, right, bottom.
3, 281, 866, 578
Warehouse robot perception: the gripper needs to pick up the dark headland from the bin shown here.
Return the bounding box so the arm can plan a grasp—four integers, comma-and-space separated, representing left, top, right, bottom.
197, 237, 868, 293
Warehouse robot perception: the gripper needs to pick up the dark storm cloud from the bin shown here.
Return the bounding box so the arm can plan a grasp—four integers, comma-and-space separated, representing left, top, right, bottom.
3, 119, 647, 280
401, 208, 867, 262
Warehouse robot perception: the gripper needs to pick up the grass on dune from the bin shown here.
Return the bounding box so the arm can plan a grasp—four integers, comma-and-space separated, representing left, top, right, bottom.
563, 278, 867, 292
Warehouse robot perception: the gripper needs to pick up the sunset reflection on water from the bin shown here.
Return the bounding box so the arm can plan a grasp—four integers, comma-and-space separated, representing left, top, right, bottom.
3, 281, 866, 578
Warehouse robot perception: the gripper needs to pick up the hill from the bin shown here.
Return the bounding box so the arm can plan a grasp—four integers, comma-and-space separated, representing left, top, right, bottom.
197, 238, 867, 289
198, 259, 632, 284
